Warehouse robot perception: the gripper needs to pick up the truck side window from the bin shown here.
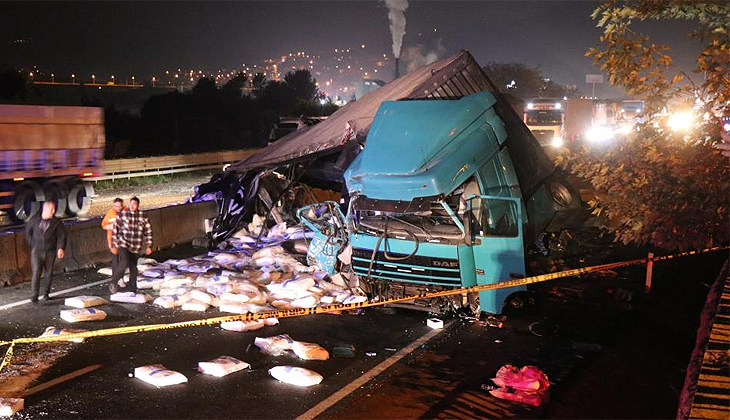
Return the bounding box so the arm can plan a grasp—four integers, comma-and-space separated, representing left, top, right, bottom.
473, 197, 519, 238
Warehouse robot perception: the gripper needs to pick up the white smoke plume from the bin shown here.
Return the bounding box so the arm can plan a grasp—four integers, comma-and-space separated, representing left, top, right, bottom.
402, 39, 446, 73
383, 0, 409, 58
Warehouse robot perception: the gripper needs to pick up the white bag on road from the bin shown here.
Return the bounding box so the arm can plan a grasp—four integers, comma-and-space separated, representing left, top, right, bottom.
269, 366, 323, 387
110, 292, 153, 304
64, 295, 108, 309
220, 318, 279, 332
198, 356, 250, 377
134, 364, 187, 387
60, 308, 107, 323
292, 341, 330, 361
0, 398, 24, 417
39, 326, 87, 343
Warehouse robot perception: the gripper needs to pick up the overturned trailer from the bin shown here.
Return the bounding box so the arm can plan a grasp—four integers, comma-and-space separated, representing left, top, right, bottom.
194, 50, 580, 314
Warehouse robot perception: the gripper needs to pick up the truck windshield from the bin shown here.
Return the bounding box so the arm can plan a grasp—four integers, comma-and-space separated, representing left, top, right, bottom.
526, 110, 562, 125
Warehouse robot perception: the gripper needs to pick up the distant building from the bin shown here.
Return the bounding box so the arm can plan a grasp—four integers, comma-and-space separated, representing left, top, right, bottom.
355, 79, 385, 100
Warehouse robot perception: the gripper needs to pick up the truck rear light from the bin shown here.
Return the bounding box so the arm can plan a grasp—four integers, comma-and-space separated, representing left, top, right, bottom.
82, 172, 94, 177
13, 177, 24, 181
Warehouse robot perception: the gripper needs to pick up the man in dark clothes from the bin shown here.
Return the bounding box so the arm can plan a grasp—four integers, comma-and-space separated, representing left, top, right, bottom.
109, 196, 153, 294
25, 201, 66, 303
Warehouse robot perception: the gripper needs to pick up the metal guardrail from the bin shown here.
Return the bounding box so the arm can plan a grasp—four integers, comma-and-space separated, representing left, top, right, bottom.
89, 149, 259, 181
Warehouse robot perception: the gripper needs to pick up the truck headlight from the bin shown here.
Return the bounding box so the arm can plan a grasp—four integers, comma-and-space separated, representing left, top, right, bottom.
617, 123, 633, 135
667, 112, 694, 132
551, 137, 564, 147
586, 126, 614, 142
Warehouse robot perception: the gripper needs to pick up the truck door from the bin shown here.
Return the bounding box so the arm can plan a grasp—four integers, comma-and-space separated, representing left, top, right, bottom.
466, 195, 526, 314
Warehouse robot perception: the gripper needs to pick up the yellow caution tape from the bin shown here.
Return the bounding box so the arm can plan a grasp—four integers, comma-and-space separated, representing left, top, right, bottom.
0, 245, 727, 374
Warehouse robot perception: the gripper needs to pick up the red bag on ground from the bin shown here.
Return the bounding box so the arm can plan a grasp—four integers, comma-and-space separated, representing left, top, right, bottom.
491, 365, 550, 392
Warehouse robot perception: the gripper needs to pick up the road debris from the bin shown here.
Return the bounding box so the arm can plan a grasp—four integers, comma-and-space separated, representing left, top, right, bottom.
0, 397, 23, 416
198, 356, 250, 377
63, 296, 108, 309
486, 315, 506, 329
60, 308, 107, 323
292, 341, 330, 360
331, 343, 356, 358
134, 365, 188, 387
487, 365, 550, 407
269, 366, 323, 387
427, 318, 444, 329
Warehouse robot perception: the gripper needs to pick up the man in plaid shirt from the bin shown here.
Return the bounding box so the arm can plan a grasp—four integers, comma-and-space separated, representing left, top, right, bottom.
109, 196, 153, 293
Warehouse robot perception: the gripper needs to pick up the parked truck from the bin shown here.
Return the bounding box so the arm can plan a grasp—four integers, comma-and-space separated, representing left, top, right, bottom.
0, 105, 104, 222
338, 91, 578, 315
523, 98, 565, 148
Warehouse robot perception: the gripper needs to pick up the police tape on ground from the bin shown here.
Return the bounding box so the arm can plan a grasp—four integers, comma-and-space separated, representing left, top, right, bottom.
1, 245, 727, 374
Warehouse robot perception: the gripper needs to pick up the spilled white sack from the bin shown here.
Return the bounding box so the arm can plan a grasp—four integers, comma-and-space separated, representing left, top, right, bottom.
0, 398, 24, 417
64, 295, 108, 309
39, 326, 87, 343
134, 364, 187, 387
153, 295, 187, 309
110, 292, 152, 304
60, 308, 107, 323
254, 334, 295, 356
220, 318, 279, 332
198, 356, 250, 377
291, 341, 330, 361
182, 300, 210, 312
269, 366, 323, 387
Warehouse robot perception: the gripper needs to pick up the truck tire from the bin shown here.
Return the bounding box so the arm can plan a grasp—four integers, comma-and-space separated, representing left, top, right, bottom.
67, 182, 94, 217
12, 181, 45, 222
42, 180, 69, 217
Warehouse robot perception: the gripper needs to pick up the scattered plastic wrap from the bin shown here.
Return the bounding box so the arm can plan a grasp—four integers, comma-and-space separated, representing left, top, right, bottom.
64, 295, 108, 309
488, 365, 550, 407
198, 356, 250, 377
110, 292, 153, 304
39, 326, 87, 343
0, 398, 24, 417
60, 308, 107, 323
134, 364, 188, 387
269, 366, 323, 387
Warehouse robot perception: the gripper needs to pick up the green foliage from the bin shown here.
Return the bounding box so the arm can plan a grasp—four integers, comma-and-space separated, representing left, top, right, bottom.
562, 0, 729, 251
481, 62, 576, 100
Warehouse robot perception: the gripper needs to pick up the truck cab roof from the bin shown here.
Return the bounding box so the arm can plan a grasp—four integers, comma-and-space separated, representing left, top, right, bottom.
345, 92, 505, 201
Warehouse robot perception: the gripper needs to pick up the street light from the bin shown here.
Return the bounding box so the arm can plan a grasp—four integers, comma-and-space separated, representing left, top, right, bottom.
72, 74, 75, 84
29, 72, 33, 82
151, 77, 156, 87
110, 75, 115, 84
92, 74, 96, 84
131, 76, 135, 86
51, 73, 55, 83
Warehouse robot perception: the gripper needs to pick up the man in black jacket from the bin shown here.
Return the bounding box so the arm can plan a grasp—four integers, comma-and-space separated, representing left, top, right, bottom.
25, 201, 66, 303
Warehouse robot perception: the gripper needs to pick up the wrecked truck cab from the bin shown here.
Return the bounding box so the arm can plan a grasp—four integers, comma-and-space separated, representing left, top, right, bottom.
344, 92, 531, 315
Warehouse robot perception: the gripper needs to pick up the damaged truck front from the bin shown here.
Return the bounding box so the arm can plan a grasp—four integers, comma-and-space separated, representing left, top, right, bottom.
342, 92, 576, 314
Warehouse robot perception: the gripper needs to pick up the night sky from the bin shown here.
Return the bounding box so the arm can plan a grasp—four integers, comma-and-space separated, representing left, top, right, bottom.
1, 1, 702, 97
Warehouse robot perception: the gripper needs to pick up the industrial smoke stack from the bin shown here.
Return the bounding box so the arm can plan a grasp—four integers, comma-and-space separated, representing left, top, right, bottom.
383, 0, 408, 79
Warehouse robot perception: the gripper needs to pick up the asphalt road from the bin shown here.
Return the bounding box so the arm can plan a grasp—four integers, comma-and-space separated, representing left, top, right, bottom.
0, 244, 725, 419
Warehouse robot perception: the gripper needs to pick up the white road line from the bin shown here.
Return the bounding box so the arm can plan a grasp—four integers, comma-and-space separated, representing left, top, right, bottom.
0, 278, 111, 311
295, 324, 446, 420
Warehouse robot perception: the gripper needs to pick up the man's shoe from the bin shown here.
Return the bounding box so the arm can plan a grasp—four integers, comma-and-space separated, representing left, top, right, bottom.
30, 296, 39, 304
42, 294, 51, 301
109, 282, 119, 294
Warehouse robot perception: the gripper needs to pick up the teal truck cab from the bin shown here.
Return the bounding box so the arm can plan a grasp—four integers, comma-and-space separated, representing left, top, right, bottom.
342, 91, 576, 314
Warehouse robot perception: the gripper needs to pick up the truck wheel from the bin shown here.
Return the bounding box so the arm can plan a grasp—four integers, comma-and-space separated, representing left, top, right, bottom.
502, 291, 536, 316
12, 181, 45, 222
42, 180, 69, 217
67, 182, 94, 216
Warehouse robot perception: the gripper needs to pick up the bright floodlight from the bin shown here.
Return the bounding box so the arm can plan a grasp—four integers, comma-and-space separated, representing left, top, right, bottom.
723, 122, 730, 132
527, 102, 534, 110
551, 137, 564, 148
617, 123, 633, 135
667, 111, 694, 132
554, 102, 562, 110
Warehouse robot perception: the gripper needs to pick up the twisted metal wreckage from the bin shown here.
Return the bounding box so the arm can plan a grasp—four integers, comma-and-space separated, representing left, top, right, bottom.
192, 50, 582, 314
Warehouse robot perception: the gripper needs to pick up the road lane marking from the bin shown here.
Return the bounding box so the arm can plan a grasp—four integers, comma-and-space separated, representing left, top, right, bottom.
0, 278, 111, 311
295, 324, 447, 420
24, 364, 102, 396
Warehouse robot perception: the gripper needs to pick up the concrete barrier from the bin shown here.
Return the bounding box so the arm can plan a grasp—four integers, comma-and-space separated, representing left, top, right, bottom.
0, 200, 219, 286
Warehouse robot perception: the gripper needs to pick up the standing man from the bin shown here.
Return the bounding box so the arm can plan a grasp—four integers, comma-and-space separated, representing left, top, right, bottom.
102, 198, 125, 280
25, 201, 66, 303
109, 196, 152, 294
